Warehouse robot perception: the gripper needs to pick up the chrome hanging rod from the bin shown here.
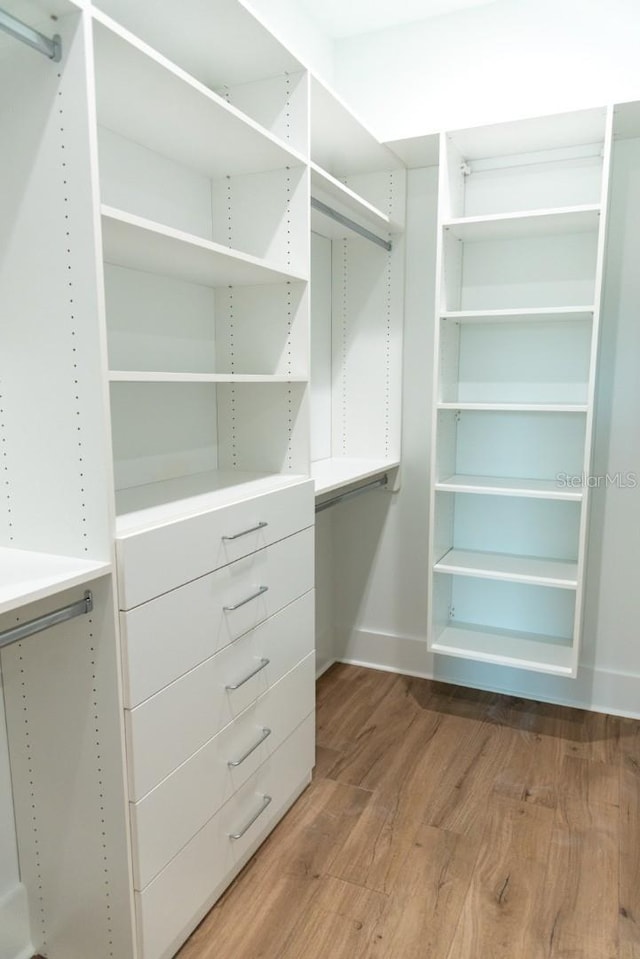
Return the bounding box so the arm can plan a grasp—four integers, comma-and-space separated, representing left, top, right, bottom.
0, 7, 61, 62
0, 591, 93, 651
311, 197, 392, 252
315, 474, 388, 514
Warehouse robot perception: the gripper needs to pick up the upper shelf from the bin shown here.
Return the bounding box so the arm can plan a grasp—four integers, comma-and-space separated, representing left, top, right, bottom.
443, 205, 601, 242
91, 0, 303, 88
310, 76, 403, 177
92, 14, 304, 181
101, 206, 307, 288
434, 548, 578, 590
441, 307, 594, 324
0, 548, 111, 618
435, 474, 584, 502
312, 457, 397, 497
310, 164, 401, 245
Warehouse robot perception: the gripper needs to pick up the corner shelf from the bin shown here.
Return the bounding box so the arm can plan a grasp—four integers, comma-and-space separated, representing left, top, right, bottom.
0, 548, 111, 617
310, 162, 402, 242
101, 206, 307, 288
434, 548, 578, 589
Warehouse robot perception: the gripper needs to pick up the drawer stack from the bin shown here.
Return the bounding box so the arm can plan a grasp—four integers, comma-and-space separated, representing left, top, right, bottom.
116, 480, 315, 959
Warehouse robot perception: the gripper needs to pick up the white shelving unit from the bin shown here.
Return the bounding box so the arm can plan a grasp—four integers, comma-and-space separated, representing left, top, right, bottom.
309, 79, 406, 501
428, 106, 614, 677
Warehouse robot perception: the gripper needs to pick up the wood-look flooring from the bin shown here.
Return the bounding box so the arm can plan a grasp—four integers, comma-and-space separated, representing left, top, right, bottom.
177, 663, 640, 959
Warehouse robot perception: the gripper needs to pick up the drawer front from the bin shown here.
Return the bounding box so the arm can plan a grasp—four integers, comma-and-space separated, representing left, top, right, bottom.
136, 713, 315, 959
131, 652, 315, 889
125, 588, 314, 800
121, 526, 314, 708
117, 480, 314, 609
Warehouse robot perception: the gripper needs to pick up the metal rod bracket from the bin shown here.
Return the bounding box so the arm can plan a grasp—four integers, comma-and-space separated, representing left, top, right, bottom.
0, 9, 62, 62
315, 474, 389, 514
311, 197, 392, 252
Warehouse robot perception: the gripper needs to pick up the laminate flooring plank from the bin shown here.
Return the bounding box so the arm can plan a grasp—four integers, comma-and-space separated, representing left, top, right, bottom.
176, 779, 371, 959
493, 729, 561, 809
559, 754, 620, 808
279, 876, 387, 959
315, 665, 397, 752
537, 791, 619, 958
370, 823, 480, 959
445, 795, 555, 959
620, 745, 640, 956
562, 709, 622, 765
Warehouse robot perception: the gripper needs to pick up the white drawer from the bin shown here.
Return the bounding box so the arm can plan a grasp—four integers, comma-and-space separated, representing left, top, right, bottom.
117, 479, 314, 609
125, 589, 314, 800
130, 652, 315, 889
121, 526, 314, 707
136, 713, 314, 959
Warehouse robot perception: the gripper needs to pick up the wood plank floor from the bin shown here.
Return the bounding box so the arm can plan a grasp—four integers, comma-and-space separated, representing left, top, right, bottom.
177, 663, 640, 959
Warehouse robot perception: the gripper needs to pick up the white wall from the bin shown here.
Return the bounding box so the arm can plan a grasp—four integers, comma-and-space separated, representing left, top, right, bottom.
333, 0, 640, 142
331, 139, 640, 717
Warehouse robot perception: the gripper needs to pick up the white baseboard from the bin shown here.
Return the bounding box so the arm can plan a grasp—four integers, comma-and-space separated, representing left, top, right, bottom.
336, 628, 640, 719
0, 883, 32, 959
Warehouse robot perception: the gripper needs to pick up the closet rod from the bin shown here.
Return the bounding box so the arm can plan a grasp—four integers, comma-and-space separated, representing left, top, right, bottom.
315, 474, 388, 514
0, 590, 93, 651
311, 197, 392, 252
0, 8, 61, 61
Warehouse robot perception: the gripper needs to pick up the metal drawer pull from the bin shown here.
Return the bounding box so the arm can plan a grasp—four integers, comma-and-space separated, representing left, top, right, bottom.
222, 521, 268, 541
228, 727, 272, 768
229, 795, 273, 841
225, 657, 270, 691
223, 585, 269, 612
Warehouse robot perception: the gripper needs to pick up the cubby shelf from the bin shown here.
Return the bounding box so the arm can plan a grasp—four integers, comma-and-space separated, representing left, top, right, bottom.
434, 474, 584, 501
437, 402, 588, 412
108, 372, 307, 383
434, 548, 578, 589
0, 548, 111, 617
443, 204, 600, 241
92, 13, 304, 182
101, 206, 307, 287
311, 457, 397, 497
431, 624, 575, 676
441, 306, 594, 323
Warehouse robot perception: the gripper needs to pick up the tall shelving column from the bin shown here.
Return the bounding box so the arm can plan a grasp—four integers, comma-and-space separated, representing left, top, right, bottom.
428, 107, 613, 676
0, 3, 136, 957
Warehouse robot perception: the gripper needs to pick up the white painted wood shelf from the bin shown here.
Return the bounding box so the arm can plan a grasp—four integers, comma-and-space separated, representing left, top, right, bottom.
443, 205, 600, 242
434, 548, 578, 589
109, 372, 307, 384
437, 402, 588, 412
434, 474, 584, 501
441, 306, 594, 324
312, 458, 397, 497
92, 13, 304, 184
0, 549, 111, 617
432, 624, 575, 676
101, 206, 307, 288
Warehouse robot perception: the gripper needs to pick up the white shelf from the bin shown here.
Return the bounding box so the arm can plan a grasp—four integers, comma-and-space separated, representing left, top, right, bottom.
92, 0, 303, 88
311, 457, 397, 497
115, 471, 308, 536
441, 306, 594, 324
93, 14, 304, 182
384, 132, 440, 170
443, 205, 600, 242
0, 548, 111, 618
310, 75, 403, 177
432, 623, 575, 676
108, 372, 307, 384
438, 402, 588, 413
435, 474, 583, 502
101, 206, 307, 288
434, 548, 578, 589
310, 163, 401, 241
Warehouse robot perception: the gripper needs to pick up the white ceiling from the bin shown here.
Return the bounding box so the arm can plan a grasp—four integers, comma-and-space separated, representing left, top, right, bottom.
297, 0, 500, 38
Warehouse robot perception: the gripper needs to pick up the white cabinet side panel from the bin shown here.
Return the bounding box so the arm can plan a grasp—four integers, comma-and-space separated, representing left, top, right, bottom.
310, 232, 332, 461
0, 580, 135, 959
